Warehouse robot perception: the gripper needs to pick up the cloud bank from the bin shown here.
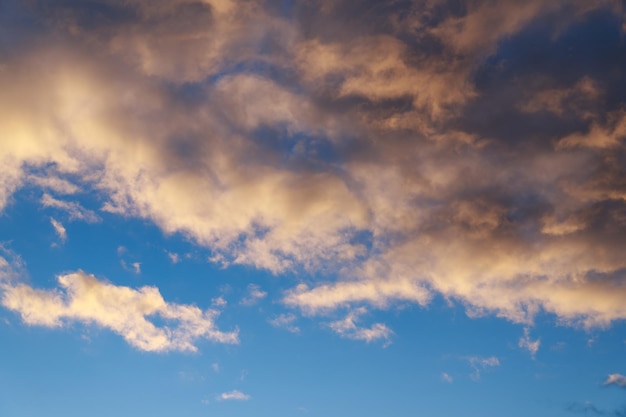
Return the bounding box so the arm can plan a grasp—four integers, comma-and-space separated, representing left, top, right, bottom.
0, 0, 625, 340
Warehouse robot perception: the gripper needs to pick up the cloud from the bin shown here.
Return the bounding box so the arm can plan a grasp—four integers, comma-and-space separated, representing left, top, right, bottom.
218, 390, 250, 401
519, 327, 540, 358
441, 372, 453, 383
27, 175, 79, 195
240, 284, 267, 306
211, 296, 227, 307
328, 307, 393, 345
120, 260, 141, 275
50, 218, 67, 242
167, 252, 180, 264
467, 356, 500, 380
604, 374, 626, 388
566, 401, 626, 416
284, 278, 430, 315
0, 271, 238, 352
0, 0, 625, 341
41, 194, 101, 223
268, 313, 300, 333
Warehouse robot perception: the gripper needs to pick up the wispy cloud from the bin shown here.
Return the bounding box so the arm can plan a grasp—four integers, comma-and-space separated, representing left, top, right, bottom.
441, 372, 453, 383
50, 217, 67, 242
268, 313, 300, 333
328, 308, 392, 345
0, 271, 238, 352
240, 284, 267, 306
121, 260, 141, 275
218, 390, 250, 401
519, 327, 540, 358
41, 194, 100, 223
604, 374, 626, 388
566, 401, 626, 416
167, 252, 180, 264
28, 175, 79, 195
467, 356, 500, 380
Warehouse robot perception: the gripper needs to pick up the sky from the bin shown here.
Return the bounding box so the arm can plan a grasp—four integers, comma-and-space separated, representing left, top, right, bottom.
0, 0, 626, 416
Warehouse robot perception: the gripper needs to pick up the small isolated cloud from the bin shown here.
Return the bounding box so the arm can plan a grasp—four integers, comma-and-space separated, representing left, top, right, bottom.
167, 252, 180, 264
467, 356, 500, 380
211, 362, 220, 373
240, 284, 267, 306
604, 374, 626, 388
328, 307, 393, 345
441, 372, 453, 383
519, 327, 540, 358
41, 194, 100, 223
50, 218, 67, 242
120, 260, 141, 275
268, 313, 300, 333
0, 271, 238, 352
218, 390, 250, 401
212, 296, 227, 307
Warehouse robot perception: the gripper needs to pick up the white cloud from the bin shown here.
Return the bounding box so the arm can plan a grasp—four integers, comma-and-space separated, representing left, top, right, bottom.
518, 327, 540, 358
441, 372, 453, 383
268, 313, 300, 333
0, 271, 238, 352
328, 308, 392, 345
50, 218, 67, 242
284, 278, 430, 315
218, 390, 250, 401
41, 194, 100, 223
240, 284, 267, 306
604, 373, 626, 387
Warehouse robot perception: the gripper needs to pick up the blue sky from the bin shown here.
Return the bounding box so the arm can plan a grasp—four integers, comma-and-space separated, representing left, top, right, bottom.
1, 1, 626, 416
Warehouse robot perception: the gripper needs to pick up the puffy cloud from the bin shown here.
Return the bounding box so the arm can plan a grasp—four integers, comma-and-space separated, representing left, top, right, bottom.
0, 271, 238, 352
218, 390, 250, 401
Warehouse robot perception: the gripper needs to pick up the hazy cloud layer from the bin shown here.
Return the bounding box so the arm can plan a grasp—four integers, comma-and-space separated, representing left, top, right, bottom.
1, 271, 238, 352
1, 0, 625, 338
